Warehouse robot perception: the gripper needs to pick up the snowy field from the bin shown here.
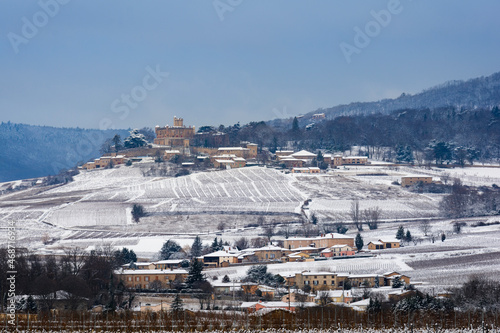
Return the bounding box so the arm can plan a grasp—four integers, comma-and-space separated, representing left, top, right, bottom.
1, 162, 500, 289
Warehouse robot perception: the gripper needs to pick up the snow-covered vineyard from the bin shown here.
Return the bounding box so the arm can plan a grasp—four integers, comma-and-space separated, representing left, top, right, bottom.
1, 162, 500, 290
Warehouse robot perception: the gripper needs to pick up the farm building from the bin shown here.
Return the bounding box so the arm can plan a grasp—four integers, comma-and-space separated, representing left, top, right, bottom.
368, 239, 400, 250
115, 269, 188, 289
284, 233, 355, 250
401, 175, 433, 187
292, 167, 320, 174
332, 155, 369, 167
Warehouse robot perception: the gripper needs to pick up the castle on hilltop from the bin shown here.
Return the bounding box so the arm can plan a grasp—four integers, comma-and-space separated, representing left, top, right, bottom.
153, 117, 195, 148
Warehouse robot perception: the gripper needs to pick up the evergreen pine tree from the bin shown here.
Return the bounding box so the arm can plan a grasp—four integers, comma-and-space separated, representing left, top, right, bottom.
396, 225, 405, 240
185, 258, 205, 289
170, 293, 183, 313
191, 235, 203, 258
405, 230, 412, 242
210, 238, 219, 252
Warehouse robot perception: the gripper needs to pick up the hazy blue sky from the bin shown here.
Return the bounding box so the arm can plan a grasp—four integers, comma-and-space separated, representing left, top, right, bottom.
1, 0, 499, 130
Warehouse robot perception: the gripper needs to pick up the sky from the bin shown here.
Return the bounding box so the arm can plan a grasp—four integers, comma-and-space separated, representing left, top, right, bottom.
1, 0, 500, 130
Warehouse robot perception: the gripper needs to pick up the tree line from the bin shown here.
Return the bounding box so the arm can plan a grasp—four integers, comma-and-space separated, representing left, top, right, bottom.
213, 106, 500, 164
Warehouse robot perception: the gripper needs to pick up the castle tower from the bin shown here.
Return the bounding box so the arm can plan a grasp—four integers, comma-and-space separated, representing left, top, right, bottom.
173, 117, 183, 127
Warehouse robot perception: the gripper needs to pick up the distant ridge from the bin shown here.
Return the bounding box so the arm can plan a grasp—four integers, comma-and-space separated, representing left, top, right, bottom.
0, 122, 128, 182
275, 71, 500, 126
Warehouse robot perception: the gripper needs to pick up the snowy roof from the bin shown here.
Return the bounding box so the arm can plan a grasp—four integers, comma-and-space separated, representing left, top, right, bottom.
154, 259, 183, 264
114, 269, 188, 275
331, 244, 351, 248
203, 250, 240, 257
401, 174, 433, 178
213, 154, 237, 158
122, 262, 152, 267
293, 246, 320, 251
291, 150, 316, 157
252, 245, 288, 251
165, 150, 180, 153
350, 298, 370, 307
301, 271, 336, 276
315, 290, 352, 298
348, 273, 380, 278
369, 241, 384, 245
240, 301, 316, 308
215, 159, 235, 164
218, 147, 249, 151
379, 238, 400, 243
344, 156, 368, 159
233, 157, 246, 162
287, 233, 354, 241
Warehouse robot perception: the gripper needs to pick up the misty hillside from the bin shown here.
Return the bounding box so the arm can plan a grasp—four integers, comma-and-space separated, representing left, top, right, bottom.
0, 122, 128, 182
272, 71, 500, 127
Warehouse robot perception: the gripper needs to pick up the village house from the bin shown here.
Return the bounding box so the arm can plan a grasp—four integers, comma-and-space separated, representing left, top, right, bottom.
201, 249, 240, 268
281, 290, 315, 303
291, 167, 320, 174
81, 154, 128, 170
401, 175, 433, 187
384, 272, 411, 285
153, 259, 184, 270
315, 289, 353, 304
294, 271, 350, 292
275, 150, 295, 157
115, 269, 188, 289
122, 262, 156, 270
332, 155, 369, 167
241, 244, 288, 262
217, 143, 258, 159
292, 271, 410, 291
348, 274, 384, 288
321, 244, 356, 258
163, 150, 181, 160
291, 150, 317, 161
284, 233, 355, 250
280, 157, 305, 168
368, 239, 401, 250
240, 300, 315, 313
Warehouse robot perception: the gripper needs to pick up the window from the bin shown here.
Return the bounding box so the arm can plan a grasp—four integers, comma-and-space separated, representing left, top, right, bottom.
136, 277, 140, 281
145, 276, 149, 282
332, 281, 335, 285
128, 277, 132, 281
323, 281, 327, 285
305, 281, 310, 285
313, 281, 318, 285
270, 254, 275, 259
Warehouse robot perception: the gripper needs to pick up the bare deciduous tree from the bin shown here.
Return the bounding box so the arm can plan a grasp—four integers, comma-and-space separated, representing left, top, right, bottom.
363, 207, 381, 230
350, 200, 362, 231
419, 220, 432, 236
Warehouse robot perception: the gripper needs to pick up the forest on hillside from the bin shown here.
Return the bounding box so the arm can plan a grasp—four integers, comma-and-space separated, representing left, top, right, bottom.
0, 122, 129, 182
218, 106, 500, 165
